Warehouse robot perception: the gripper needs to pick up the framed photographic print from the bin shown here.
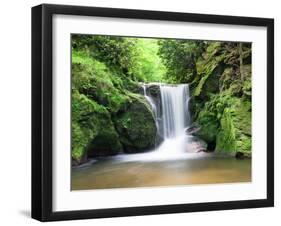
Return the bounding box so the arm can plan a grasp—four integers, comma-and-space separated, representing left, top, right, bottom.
32, 4, 274, 221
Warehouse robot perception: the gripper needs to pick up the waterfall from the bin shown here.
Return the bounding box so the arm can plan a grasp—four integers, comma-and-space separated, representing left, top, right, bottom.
142, 85, 158, 121
112, 82, 210, 164
153, 84, 191, 158
124, 83, 191, 162
160, 84, 190, 139
142, 85, 160, 146
116, 83, 194, 162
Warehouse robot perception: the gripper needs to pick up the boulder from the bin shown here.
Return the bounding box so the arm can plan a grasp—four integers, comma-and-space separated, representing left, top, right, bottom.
185, 126, 201, 135
186, 136, 208, 153
215, 99, 251, 156
72, 91, 122, 162
114, 94, 157, 153
87, 123, 122, 157
195, 109, 219, 151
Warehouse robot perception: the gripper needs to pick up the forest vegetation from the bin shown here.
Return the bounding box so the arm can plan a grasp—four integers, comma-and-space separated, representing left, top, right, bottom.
71, 35, 252, 165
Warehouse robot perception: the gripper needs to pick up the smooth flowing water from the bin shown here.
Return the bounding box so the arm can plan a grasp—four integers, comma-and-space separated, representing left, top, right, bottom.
160, 84, 190, 139
72, 83, 251, 190
141, 84, 192, 160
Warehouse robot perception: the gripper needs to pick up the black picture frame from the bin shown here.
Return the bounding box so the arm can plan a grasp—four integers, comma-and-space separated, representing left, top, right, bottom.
32, 3, 274, 222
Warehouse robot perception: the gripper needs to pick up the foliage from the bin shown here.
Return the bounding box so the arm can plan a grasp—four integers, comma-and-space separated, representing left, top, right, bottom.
129, 39, 166, 82
72, 50, 130, 113
72, 35, 136, 74
158, 39, 206, 83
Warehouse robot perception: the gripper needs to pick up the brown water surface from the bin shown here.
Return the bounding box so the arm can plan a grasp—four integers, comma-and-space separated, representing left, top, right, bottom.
72, 153, 251, 190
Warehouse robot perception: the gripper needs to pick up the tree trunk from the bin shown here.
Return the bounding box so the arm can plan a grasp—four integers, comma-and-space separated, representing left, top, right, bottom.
239, 43, 244, 81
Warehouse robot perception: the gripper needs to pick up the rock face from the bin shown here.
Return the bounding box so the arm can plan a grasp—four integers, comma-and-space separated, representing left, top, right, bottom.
190, 42, 252, 156
87, 120, 122, 157
72, 91, 122, 162
185, 126, 201, 135
146, 84, 161, 98
216, 99, 251, 155
193, 94, 251, 155
115, 94, 157, 153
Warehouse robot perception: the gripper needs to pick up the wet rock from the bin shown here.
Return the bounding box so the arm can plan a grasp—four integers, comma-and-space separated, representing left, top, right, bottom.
186, 136, 208, 153
185, 126, 201, 135
146, 84, 161, 98
114, 94, 157, 153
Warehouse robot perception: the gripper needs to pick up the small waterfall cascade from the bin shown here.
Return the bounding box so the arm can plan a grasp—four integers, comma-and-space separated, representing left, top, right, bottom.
142, 85, 160, 147
160, 84, 190, 139
115, 83, 206, 162
142, 85, 158, 122
137, 83, 191, 160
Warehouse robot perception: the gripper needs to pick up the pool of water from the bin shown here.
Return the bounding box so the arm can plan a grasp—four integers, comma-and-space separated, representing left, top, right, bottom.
71, 153, 251, 190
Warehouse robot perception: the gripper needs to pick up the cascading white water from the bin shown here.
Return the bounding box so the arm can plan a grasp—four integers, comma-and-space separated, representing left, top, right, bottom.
142, 85, 158, 120
142, 85, 160, 147
117, 83, 194, 162
113, 83, 203, 163
160, 84, 190, 139
153, 84, 191, 158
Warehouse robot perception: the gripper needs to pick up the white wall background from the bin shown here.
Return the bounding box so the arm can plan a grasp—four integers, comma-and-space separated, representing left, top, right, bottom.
0, 0, 279, 225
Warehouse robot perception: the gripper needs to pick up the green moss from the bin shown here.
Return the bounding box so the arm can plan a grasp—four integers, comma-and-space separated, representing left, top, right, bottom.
114, 94, 157, 152
87, 119, 122, 157
194, 90, 251, 156
216, 108, 237, 152
72, 91, 122, 161
236, 134, 251, 154
72, 122, 91, 161
193, 43, 225, 98
232, 99, 252, 154
72, 50, 131, 113
72, 91, 102, 162
196, 110, 219, 144
193, 73, 210, 97
205, 42, 222, 56
215, 98, 251, 155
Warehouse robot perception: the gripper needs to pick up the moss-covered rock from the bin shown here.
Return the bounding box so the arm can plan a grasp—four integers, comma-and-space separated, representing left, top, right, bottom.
190, 42, 252, 157
192, 42, 226, 99
216, 108, 237, 153
195, 110, 219, 149
87, 121, 122, 157
72, 51, 130, 114
71, 91, 122, 162
71, 91, 100, 162
215, 98, 251, 156
114, 94, 157, 153
193, 90, 251, 156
